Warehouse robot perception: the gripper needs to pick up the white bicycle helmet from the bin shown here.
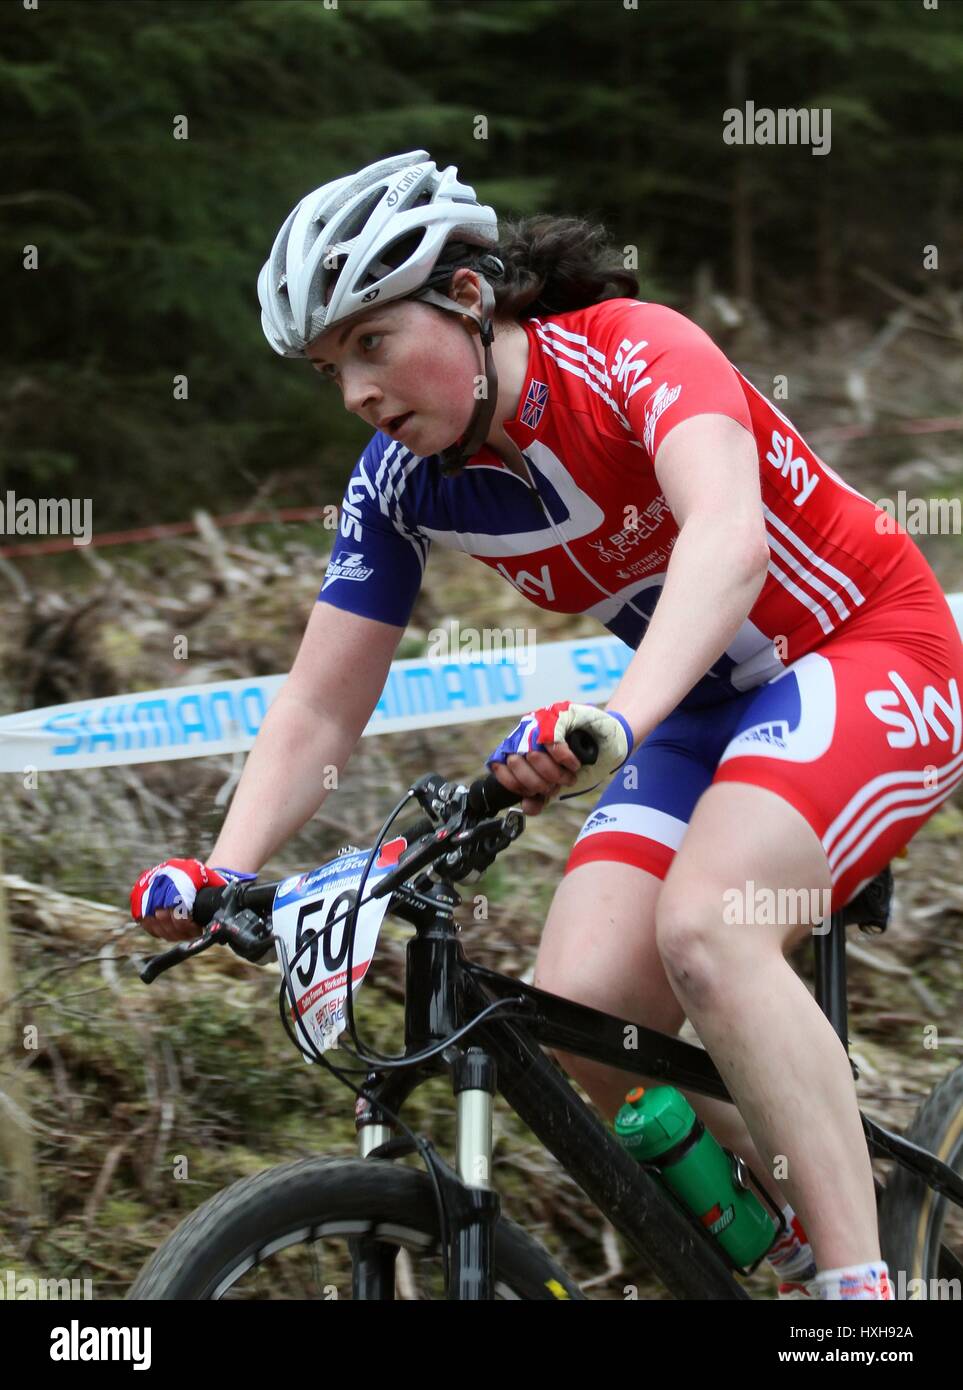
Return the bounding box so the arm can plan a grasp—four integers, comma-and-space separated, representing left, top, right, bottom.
258, 150, 500, 356
257, 151, 506, 475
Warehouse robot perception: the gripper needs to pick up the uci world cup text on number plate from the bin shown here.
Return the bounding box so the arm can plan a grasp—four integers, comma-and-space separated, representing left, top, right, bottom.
271, 838, 408, 1055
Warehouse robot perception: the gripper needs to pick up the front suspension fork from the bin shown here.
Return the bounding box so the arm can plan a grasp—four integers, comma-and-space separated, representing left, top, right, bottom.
354, 1047, 500, 1299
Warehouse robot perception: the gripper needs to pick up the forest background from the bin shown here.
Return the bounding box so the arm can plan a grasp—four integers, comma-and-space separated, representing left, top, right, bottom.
1, 0, 962, 1301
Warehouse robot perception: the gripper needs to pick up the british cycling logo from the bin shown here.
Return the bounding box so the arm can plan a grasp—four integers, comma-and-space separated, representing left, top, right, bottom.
593, 498, 672, 564
765, 431, 819, 506
321, 552, 374, 589
866, 673, 962, 753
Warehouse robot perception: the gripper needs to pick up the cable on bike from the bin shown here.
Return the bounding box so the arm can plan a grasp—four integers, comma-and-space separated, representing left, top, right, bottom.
272, 908, 457, 1284
270, 786, 540, 1288
273, 872, 534, 1070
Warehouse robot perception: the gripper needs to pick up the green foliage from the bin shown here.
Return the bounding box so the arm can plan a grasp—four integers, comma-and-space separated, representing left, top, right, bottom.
1, 0, 961, 528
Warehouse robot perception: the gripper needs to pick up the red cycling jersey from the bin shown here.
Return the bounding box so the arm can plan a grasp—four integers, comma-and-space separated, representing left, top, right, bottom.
317, 298, 962, 906
319, 298, 910, 704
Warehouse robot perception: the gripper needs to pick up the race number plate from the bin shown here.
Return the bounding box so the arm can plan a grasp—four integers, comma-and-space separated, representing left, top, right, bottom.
271, 838, 407, 1055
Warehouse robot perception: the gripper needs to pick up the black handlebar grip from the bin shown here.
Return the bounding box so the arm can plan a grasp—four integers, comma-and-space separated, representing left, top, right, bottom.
567, 729, 600, 767
193, 881, 276, 925
467, 728, 601, 816
466, 771, 525, 817
193, 885, 224, 927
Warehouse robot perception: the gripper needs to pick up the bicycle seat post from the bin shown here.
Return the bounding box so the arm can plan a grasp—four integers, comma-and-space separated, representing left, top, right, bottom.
813, 910, 853, 1071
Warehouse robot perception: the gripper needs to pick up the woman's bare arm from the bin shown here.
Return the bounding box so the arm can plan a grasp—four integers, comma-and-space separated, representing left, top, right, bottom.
206, 601, 404, 870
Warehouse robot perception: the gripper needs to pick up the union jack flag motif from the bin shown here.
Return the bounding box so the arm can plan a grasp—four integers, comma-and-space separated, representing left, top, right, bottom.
521, 378, 549, 428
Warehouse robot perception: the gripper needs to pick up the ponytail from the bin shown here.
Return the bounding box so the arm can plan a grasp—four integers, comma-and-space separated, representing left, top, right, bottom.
489, 215, 639, 319
428, 215, 639, 323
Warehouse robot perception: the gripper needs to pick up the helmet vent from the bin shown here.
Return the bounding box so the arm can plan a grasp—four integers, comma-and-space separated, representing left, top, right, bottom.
340, 186, 387, 243
354, 228, 428, 291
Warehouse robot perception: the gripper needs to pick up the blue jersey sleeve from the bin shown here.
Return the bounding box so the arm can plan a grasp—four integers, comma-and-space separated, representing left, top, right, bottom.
317, 434, 430, 627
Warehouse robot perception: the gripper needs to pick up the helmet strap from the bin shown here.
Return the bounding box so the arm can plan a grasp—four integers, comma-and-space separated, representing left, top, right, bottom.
414, 278, 500, 477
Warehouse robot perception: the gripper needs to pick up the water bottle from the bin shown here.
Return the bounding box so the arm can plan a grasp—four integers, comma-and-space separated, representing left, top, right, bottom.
614, 1085, 776, 1271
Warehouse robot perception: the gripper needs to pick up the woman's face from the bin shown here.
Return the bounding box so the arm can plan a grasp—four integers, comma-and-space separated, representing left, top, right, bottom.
306, 278, 486, 456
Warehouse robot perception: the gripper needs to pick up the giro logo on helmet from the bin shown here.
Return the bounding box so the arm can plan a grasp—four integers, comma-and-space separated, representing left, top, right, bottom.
362, 288, 380, 302
386, 166, 425, 207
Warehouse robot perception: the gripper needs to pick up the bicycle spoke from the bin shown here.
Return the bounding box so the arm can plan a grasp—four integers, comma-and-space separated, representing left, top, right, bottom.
210, 1226, 454, 1300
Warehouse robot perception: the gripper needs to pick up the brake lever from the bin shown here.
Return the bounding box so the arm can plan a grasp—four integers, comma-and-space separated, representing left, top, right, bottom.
137, 881, 272, 982
438, 809, 525, 881
370, 809, 522, 900
137, 926, 222, 983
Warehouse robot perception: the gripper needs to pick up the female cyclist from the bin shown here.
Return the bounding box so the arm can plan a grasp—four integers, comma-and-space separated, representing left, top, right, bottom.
131, 151, 963, 1301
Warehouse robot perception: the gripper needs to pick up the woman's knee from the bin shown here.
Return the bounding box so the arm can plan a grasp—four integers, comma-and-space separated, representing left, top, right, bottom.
655, 781, 832, 1000
655, 868, 780, 1008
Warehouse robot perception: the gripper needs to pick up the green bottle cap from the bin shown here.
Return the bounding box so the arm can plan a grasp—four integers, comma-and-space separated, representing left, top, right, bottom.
614, 1085, 697, 1160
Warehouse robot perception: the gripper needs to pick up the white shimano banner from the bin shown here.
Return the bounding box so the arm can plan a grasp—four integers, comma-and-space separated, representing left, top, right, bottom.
0, 636, 634, 772
2, 595, 961, 774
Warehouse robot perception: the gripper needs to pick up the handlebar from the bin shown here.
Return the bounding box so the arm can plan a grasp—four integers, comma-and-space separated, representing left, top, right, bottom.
194, 880, 277, 929
136, 727, 601, 983
467, 726, 599, 816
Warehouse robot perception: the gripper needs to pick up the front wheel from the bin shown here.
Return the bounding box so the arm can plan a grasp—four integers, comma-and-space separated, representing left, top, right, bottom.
879, 1063, 963, 1300
128, 1156, 585, 1300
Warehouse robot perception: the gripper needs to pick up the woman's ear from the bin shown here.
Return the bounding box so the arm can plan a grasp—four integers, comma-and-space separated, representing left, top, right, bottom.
449, 266, 481, 310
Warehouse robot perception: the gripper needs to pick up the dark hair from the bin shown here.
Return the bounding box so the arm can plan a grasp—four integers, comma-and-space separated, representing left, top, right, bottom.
437, 216, 639, 321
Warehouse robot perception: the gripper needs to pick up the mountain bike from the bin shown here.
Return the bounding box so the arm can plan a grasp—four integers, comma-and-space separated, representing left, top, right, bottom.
126, 737, 963, 1300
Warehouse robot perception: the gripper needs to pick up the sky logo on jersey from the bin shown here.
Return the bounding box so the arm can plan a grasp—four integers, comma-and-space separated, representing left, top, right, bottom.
611, 337, 652, 402
494, 561, 555, 602
765, 430, 819, 506
865, 673, 961, 753
321, 552, 374, 590
340, 462, 378, 543
521, 378, 549, 429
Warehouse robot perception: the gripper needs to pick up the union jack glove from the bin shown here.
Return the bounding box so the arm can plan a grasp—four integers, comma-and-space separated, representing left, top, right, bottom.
130, 859, 256, 923
487, 701, 634, 799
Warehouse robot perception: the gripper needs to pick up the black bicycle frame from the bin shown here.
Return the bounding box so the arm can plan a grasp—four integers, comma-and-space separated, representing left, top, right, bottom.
354, 876, 963, 1300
